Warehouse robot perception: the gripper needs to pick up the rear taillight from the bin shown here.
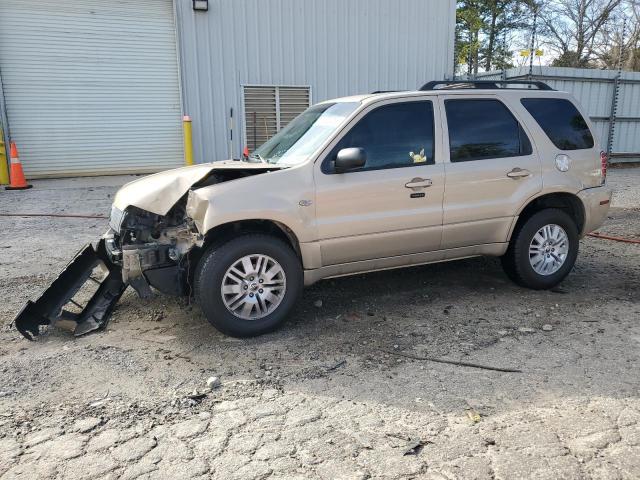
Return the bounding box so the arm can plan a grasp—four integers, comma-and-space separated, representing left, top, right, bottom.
600, 151, 608, 184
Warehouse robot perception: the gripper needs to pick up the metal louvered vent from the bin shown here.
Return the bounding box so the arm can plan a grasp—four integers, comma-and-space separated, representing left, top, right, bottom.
278, 87, 311, 127
243, 85, 310, 151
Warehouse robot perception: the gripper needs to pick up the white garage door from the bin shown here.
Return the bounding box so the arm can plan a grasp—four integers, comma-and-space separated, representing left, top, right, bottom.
0, 0, 182, 177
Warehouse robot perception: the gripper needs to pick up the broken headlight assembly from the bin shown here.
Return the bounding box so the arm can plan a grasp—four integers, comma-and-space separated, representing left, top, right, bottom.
109, 205, 126, 233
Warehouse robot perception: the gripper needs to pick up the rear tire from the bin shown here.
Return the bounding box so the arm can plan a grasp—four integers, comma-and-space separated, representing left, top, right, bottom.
194, 234, 303, 337
501, 208, 579, 289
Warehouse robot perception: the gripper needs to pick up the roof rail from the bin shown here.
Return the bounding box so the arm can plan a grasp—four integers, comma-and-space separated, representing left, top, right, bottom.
419, 80, 554, 91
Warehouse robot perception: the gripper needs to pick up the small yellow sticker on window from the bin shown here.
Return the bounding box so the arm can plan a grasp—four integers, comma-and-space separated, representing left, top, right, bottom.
410, 148, 426, 163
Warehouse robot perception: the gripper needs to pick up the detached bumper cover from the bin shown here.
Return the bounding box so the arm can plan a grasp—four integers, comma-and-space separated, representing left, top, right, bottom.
13, 239, 127, 340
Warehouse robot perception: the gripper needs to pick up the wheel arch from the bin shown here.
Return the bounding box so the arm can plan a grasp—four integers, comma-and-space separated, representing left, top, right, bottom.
203, 219, 301, 255
185, 219, 300, 282
510, 192, 586, 241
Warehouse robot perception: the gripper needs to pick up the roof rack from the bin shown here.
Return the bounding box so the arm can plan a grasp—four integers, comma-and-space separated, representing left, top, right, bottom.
419, 80, 554, 91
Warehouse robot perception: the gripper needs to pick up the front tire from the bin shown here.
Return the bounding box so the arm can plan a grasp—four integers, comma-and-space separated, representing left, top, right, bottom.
501, 208, 579, 289
194, 234, 303, 337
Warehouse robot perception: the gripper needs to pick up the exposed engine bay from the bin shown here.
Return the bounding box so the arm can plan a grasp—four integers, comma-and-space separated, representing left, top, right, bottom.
106, 202, 203, 298
13, 162, 284, 340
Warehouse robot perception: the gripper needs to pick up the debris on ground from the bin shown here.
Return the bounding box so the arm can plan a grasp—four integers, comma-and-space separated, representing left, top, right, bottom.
466, 410, 482, 423
517, 327, 536, 333
542, 324, 554, 331
325, 359, 346, 371
403, 437, 427, 456
206, 376, 221, 390
171, 388, 210, 408
382, 349, 522, 373
314, 300, 323, 308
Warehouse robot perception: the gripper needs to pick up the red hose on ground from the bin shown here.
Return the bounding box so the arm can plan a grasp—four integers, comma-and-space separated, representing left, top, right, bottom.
0, 213, 107, 219
587, 232, 640, 244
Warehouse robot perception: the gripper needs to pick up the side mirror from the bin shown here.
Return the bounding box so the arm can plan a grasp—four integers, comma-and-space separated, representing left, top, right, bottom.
334, 148, 366, 173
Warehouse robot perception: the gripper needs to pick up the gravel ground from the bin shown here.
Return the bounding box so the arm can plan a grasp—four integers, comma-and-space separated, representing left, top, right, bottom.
0, 168, 638, 479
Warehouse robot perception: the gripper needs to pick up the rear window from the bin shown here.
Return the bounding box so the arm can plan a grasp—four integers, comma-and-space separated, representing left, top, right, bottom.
521, 98, 594, 150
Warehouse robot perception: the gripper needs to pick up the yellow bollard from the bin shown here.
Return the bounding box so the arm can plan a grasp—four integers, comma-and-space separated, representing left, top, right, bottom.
183, 115, 194, 166
0, 128, 9, 185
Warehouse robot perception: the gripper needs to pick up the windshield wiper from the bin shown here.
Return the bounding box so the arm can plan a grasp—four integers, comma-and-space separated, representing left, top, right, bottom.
249, 153, 268, 164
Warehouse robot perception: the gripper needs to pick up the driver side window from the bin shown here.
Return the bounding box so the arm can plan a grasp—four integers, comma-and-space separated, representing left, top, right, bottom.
323, 101, 435, 173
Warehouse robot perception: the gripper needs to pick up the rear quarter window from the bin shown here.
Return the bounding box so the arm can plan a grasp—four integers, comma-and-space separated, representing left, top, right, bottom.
521, 98, 594, 150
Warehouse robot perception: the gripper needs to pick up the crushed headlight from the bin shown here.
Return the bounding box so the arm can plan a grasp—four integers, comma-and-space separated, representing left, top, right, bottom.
109, 205, 125, 233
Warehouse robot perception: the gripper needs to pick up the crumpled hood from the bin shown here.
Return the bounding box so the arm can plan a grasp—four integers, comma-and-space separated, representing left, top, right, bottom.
112, 161, 280, 215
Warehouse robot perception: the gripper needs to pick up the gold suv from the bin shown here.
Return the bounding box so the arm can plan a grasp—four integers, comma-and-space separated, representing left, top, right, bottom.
14, 81, 612, 339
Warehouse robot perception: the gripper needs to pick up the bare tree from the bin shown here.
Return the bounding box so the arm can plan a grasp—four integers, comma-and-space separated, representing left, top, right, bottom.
594, 1, 640, 70
538, 0, 624, 67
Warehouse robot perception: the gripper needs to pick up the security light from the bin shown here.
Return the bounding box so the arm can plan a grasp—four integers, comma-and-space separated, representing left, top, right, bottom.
192, 0, 208, 11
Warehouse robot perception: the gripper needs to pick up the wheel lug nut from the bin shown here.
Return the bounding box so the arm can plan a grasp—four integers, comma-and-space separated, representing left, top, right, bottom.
259, 279, 263, 283
249, 293, 254, 297
244, 285, 248, 290
249, 276, 254, 281
259, 289, 263, 293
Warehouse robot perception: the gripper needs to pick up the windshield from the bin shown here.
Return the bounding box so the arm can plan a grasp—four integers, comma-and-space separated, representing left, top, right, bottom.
251, 102, 359, 165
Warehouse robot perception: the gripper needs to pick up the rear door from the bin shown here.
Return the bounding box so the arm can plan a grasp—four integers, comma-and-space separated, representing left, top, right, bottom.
439, 95, 542, 249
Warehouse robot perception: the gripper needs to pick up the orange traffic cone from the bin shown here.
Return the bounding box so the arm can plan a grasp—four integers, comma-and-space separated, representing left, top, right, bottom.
5, 142, 32, 190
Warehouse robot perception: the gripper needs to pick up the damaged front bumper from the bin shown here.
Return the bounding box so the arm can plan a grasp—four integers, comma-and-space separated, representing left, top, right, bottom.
13, 239, 127, 340
14, 219, 201, 340
105, 229, 191, 298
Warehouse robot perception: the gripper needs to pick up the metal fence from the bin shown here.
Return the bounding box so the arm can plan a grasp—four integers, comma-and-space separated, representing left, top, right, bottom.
469, 66, 640, 163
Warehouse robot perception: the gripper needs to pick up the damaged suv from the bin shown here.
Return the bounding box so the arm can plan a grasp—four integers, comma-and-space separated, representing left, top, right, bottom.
15, 80, 612, 339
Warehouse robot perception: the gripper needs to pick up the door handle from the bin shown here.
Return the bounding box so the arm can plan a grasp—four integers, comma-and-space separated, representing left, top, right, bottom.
506, 167, 531, 179
405, 178, 433, 189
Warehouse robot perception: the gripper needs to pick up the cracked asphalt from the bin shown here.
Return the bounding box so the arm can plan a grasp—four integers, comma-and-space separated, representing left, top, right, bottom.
0, 166, 638, 479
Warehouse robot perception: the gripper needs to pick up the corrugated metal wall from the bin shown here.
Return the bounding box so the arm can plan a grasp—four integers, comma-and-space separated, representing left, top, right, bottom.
176, 0, 456, 163
475, 66, 640, 162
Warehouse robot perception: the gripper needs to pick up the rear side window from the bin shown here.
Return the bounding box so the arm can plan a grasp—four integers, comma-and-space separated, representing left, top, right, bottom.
521, 98, 594, 150
445, 99, 532, 162
323, 101, 435, 173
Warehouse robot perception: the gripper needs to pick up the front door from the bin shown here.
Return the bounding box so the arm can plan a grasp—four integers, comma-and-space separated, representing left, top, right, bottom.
313, 98, 444, 266
439, 95, 542, 249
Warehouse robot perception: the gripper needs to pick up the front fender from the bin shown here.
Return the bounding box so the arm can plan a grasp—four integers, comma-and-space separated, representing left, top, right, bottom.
185, 166, 316, 243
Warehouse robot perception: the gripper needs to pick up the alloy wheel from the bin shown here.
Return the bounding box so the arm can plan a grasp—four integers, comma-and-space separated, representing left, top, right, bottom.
528, 223, 569, 275
220, 254, 287, 320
